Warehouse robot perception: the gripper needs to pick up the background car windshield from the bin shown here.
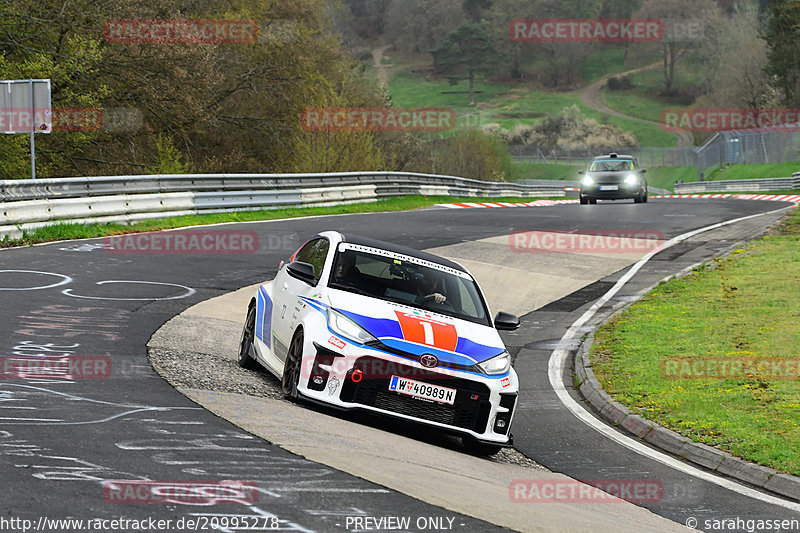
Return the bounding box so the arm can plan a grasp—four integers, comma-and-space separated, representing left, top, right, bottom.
328, 248, 490, 326
589, 160, 634, 172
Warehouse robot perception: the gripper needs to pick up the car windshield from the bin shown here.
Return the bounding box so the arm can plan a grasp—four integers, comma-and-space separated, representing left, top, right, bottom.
328, 244, 490, 326
589, 159, 635, 172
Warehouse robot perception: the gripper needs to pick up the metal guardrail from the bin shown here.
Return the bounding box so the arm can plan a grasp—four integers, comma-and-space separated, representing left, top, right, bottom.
674, 176, 800, 194
0, 172, 565, 239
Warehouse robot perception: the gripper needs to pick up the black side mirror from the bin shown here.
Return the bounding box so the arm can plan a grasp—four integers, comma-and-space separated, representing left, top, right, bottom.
494, 311, 520, 331
641, 169, 647, 174
287, 261, 316, 284
578, 170, 584, 174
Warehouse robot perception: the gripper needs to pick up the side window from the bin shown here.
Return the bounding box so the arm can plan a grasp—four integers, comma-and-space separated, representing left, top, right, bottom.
294, 238, 330, 283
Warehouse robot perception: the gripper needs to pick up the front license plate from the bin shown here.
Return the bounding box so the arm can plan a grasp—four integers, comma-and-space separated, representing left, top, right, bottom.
388, 376, 456, 405
599, 185, 618, 191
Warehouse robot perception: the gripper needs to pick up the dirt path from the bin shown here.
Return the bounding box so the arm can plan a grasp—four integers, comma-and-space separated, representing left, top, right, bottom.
579, 62, 694, 148
372, 44, 392, 89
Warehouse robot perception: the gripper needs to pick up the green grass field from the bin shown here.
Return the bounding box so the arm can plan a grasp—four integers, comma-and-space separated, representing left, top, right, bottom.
706, 163, 800, 181
0, 194, 555, 248
510, 161, 583, 181
387, 59, 677, 147
590, 209, 800, 475
599, 67, 694, 125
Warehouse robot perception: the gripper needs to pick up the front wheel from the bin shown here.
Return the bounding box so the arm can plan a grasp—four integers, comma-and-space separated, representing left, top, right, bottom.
238, 304, 259, 370
282, 329, 303, 400
579, 195, 588, 205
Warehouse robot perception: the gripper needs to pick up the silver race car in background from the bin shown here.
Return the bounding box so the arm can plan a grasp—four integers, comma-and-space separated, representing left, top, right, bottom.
239, 231, 521, 454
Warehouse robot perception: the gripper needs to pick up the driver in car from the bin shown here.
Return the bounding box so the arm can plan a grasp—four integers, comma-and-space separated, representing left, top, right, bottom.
416, 271, 446, 304
335, 253, 361, 285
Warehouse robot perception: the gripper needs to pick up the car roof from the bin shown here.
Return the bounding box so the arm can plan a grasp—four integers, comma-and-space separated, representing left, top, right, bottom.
337, 233, 468, 273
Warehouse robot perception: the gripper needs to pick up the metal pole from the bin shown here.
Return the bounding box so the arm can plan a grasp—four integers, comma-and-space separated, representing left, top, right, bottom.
29, 80, 36, 180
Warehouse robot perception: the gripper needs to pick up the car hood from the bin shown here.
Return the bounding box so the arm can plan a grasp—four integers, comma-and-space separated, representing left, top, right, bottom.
306, 290, 507, 367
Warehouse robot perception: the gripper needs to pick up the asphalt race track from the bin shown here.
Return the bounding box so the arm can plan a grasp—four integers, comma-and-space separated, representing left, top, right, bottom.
1, 197, 798, 532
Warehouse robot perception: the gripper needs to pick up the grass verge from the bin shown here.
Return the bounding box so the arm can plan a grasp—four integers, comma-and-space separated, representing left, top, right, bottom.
0, 194, 557, 249
590, 209, 800, 475
706, 163, 800, 181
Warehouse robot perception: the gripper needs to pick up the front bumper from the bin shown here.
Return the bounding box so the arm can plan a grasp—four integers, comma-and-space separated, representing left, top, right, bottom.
299, 340, 518, 444
581, 183, 643, 199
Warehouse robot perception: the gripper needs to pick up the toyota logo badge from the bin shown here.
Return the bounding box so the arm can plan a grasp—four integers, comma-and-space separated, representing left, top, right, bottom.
420, 354, 438, 368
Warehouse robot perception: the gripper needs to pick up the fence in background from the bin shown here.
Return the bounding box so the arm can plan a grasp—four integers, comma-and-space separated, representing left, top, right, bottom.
511, 129, 800, 180
674, 175, 800, 194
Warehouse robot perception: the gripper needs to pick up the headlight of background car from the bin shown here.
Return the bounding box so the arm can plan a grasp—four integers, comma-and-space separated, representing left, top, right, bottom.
327, 308, 377, 345
581, 175, 595, 186
478, 351, 511, 375
624, 173, 639, 185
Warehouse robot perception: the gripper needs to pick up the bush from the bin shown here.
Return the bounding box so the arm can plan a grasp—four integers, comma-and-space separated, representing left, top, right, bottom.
404, 130, 512, 181
486, 105, 637, 150
607, 76, 634, 91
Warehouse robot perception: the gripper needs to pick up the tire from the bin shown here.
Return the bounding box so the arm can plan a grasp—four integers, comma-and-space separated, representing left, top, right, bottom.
282, 329, 303, 400
238, 304, 259, 370
588, 198, 597, 205
633, 194, 642, 204
462, 436, 503, 456
579, 195, 588, 205
642, 191, 648, 203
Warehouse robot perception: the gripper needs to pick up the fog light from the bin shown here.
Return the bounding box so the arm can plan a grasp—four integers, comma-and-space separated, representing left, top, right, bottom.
496, 419, 507, 429
351, 369, 363, 383
313, 376, 324, 385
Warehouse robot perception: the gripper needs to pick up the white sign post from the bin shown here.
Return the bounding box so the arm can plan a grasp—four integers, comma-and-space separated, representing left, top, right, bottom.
1, 79, 52, 179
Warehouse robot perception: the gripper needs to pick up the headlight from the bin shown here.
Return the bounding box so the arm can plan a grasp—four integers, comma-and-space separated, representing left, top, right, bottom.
624, 174, 639, 185
478, 351, 511, 375
327, 308, 376, 345
581, 175, 595, 186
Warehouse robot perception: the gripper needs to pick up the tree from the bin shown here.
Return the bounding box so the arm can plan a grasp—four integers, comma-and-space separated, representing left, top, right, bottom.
764, 0, 800, 106
635, 0, 719, 95
384, 0, 467, 54
535, 0, 603, 87
696, 3, 774, 109
430, 20, 497, 105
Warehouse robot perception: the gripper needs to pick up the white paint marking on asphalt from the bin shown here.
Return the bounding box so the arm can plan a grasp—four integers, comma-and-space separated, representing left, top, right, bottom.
548, 206, 800, 512
0, 270, 73, 291
62, 280, 196, 301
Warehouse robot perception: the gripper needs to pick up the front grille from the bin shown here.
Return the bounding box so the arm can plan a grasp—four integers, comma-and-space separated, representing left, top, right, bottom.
340, 356, 491, 432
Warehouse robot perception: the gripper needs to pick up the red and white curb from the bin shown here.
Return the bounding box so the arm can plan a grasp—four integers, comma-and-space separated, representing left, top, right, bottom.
437, 199, 578, 208
437, 193, 800, 209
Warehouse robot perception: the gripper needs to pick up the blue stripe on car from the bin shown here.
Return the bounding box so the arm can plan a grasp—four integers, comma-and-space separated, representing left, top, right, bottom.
340, 309, 504, 364
257, 287, 273, 348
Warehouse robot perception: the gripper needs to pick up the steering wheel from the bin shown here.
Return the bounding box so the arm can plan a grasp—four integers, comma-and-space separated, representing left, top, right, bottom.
422, 294, 454, 311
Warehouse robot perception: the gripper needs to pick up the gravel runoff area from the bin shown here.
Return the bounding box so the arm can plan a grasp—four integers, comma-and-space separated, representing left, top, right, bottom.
148, 313, 545, 470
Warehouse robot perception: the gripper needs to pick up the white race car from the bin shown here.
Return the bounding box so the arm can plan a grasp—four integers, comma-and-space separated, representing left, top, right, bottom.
238, 231, 521, 454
